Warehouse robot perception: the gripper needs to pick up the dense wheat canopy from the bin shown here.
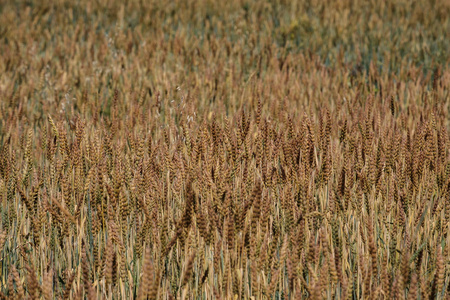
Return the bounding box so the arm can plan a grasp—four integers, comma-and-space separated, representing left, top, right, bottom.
0, 0, 449, 299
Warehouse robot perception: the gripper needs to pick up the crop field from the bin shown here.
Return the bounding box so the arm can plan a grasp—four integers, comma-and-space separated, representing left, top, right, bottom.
0, 0, 449, 299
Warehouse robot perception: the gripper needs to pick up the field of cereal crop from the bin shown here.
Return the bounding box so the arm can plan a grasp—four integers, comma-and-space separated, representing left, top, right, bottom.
0, 0, 449, 299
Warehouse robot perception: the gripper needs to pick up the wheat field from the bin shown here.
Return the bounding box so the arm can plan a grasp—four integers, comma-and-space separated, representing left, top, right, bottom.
0, 0, 449, 299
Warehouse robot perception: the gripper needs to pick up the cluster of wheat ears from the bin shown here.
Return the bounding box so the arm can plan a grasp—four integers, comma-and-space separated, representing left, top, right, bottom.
0, 0, 449, 299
